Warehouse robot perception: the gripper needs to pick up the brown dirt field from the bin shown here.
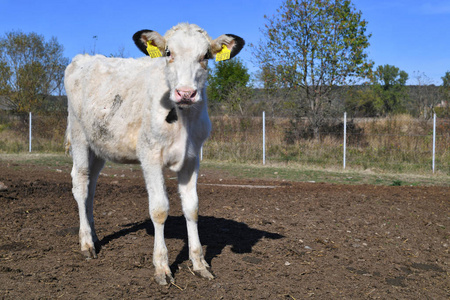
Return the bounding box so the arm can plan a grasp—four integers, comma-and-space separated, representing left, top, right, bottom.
0, 161, 448, 299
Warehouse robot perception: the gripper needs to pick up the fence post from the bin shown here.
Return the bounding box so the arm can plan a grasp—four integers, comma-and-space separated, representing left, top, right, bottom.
29, 112, 32, 153
262, 111, 266, 165
432, 113, 436, 173
343, 112, 347, 169
200, 146, 203, 161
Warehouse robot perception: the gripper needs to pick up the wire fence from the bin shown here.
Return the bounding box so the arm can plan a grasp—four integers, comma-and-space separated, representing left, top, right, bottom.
203, 112, 449, 174
0, 111, 67, 153
0, 110, 448, 175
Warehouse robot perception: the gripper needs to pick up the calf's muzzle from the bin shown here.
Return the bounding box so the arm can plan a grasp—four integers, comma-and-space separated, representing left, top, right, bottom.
175, 88, 197, 105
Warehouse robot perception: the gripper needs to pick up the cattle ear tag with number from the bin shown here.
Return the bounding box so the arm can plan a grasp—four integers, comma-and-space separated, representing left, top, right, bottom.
216, 45, 231, 62
146, 41, 162, 58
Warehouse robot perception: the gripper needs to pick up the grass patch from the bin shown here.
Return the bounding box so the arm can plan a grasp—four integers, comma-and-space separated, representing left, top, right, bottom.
1, 154, 448, 186
200, 160, 449, 187
0, 153, 73, 167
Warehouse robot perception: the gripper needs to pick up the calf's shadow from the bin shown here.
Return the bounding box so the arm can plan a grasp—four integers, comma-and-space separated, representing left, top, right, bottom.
98, 215, 283, 274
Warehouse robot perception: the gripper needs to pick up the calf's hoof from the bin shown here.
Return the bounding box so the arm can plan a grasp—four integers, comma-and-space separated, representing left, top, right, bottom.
81, 247, 97, 259
154, 271, 175, 285
194, 268, 214, 280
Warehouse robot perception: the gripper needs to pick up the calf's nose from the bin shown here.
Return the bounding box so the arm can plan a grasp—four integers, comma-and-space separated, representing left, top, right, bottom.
175, 88, 197, 102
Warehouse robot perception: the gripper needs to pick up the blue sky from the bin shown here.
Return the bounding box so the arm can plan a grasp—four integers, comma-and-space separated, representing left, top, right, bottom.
1, 0, 449, 85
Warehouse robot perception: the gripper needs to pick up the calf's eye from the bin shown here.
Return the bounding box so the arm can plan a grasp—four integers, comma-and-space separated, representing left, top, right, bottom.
165, 49, 171, 57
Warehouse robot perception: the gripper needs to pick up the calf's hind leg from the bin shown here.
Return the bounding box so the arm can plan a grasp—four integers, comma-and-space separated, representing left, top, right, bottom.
71, 144, 105, 259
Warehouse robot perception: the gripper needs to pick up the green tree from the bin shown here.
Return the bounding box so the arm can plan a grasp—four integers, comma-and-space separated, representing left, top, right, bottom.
207, 58, 250, 102
371, 64, 408, 115
345, 84, 378, 117
257, 63, 298, 117
253, 0, 372, 139
0, 31, 69, 113
207, 58, 251, 113
438, 71, 450, 117
442, 71, 450, 87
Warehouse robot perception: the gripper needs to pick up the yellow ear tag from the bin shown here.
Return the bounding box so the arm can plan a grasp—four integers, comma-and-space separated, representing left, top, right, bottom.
146, 41, 162, 58
216, 45, 231, 62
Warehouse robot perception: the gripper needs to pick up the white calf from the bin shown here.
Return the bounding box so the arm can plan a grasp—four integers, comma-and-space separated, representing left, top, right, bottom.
65, 23, 244, 285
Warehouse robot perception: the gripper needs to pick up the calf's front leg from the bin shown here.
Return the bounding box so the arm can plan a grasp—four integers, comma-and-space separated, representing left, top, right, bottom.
141, 162, 174, 285
178, 157, 214, 280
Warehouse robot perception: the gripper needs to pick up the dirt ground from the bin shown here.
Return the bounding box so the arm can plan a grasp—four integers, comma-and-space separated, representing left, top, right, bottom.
0, 160, 448, 299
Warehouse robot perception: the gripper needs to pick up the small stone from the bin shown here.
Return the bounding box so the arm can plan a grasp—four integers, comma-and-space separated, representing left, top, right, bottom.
0, 182, 7, 191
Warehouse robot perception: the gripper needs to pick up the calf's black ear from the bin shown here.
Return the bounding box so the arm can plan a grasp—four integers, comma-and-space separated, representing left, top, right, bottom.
133, 30, 152, 55
133, 30, 165, 56
225, 34, 245, 59
211, 34, 245, 61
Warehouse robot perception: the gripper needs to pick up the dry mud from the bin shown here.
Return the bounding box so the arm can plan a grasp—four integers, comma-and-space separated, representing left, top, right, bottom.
0, 161, 448, 299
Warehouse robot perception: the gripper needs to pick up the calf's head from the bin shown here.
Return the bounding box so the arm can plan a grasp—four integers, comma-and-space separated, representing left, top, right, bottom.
133, 23, 244, 108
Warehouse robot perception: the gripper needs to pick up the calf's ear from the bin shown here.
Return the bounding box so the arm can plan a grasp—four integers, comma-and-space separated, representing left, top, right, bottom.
211, 34, 245, 61
133, 30, 166, 57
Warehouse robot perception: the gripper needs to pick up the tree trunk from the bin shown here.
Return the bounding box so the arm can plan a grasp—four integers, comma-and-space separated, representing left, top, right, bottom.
313, 124, 320, 141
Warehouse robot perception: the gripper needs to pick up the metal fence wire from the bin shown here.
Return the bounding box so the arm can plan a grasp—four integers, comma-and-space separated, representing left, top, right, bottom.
0, 110, 448, 174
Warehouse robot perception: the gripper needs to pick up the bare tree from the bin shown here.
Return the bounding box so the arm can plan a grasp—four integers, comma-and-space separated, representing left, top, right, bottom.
408, 71, 440, 119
